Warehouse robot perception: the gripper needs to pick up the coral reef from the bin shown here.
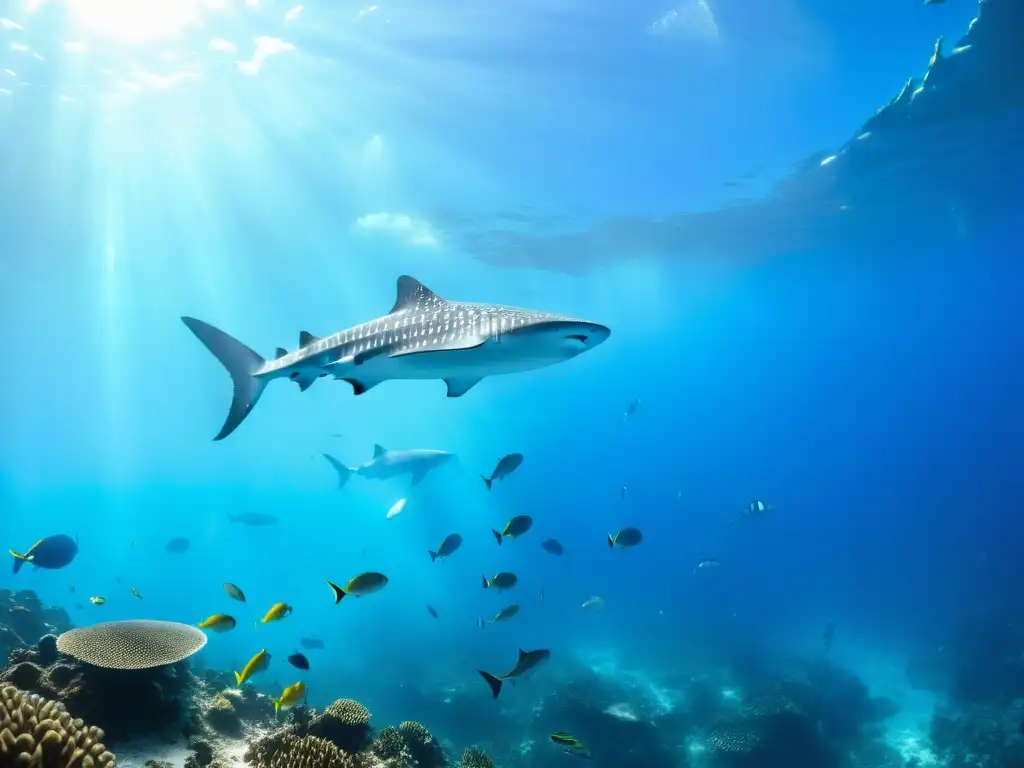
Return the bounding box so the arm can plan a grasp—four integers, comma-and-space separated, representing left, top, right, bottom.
306, 699, 373, 754
459, 746, 494, 768
56, 621, 207, 670
929, 699, 1024, 768
397, 721, 445, 768
0, 589, 71, 664
0, 682, 115, 766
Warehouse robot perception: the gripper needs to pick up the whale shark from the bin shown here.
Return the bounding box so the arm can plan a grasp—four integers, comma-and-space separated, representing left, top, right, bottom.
323, 446, 454, 488
182, 275, 610, 440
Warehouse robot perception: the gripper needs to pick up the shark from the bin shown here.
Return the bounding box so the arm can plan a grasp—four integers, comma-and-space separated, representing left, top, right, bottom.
182, 275, 610, 440
322, 446, 454, 488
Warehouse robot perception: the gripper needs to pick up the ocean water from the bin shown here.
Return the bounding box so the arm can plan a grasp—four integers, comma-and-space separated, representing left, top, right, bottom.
2, 1, 1024, 767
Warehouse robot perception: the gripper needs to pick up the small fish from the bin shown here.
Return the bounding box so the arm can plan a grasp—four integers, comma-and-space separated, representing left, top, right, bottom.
227, 511, 280, 527
89, 596, 106, 606
482, 572, 518, 591
9, 534, 78, 574
130, 586, 143, 600
234, 649, 271, 686
326, 572, 389, 603
287, 652, 310, 670
551, 733, 592, 760
607, 527, 642, 549
540, 587, 545, 601
164, 537, 190, 554
429, 534, 463, 562
426, 605, 438, 619
624, 398, 641, 420
478, 604, 520, 628
481, 453, 524, 490
260, 602, 293, 624
491, 515, 533, 546
299, 637, 324, 650
581, 596, 604, 611
620, 485, 627, 501
695, 558, 722, 571
274, 681, 306, 714
741, 500, 772, 518
823, 622, 835, 652
386, 498, 407, 519
540, 539, 563, 556
223, 583, 246, 602
477, 648, 551, 699
199, 614, 237, 632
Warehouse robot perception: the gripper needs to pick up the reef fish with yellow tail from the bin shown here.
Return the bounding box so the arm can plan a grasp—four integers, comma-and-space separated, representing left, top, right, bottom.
551, 732, 592, 760
274, 681, 306, 714
477, 648, 551, 699
482, 572, 518, 591
260, 602, 293, 624
491, 515, 533, 546
9, 534, 78, 574
234, 649, 271, 685
481, 453, 523, 490
478, 604, 520, 629
429, 534, 463, 562
199, 614, 237, 633
181, 275, 610, 440
607, 527, 643, 549
327, 572, 388, 603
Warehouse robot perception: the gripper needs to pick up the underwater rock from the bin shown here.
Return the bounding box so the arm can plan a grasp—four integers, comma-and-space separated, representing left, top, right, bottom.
0, 588, 71, 658
0, 682, 116, 766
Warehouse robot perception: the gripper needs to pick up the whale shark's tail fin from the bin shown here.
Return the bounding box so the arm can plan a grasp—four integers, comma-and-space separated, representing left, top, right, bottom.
322, 454, 354, 489
181, 317, 268, 441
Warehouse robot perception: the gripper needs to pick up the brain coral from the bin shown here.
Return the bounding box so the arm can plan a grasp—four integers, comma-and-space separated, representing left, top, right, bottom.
398, 721, 445, 768
322, 699, 371, 727
460, 745, 494, 768
371, 725, 409, 761
56, 620, 207, 669
307, 699, 372, 754
0, 683, 116, 766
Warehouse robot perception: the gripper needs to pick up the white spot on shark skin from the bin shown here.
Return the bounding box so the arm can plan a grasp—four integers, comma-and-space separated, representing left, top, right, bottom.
354, 5, 378, 22
284, 4, 303, 22
355, 212, 438, 248
237, 36, 294, 76
386, 498, 406, 519
649, 0, 719, 41
10, 42, 29, 52
0, 18, 24, 30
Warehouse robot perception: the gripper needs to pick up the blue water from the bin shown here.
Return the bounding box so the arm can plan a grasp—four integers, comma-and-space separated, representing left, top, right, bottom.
2, 1, 1023, 766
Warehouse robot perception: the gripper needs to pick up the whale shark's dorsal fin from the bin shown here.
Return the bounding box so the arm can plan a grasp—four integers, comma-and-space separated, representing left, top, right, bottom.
299, 331, 321, 347
517, 648, 528, 661
275, 348, 288, 359
391, 276, 442, 313
372, 444, 387, 458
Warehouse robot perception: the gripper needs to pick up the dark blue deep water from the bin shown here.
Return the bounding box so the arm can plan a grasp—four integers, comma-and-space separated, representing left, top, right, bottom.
1, 1, 1023, 767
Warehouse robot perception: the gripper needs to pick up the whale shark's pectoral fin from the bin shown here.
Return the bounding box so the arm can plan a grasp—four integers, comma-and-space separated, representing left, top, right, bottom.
410, 469, 429, 486
340, 378, 382, 396
288, 370, 319, 392
444, 377, 482, 397
353, 347, 388, 366
390, 337, 486, 358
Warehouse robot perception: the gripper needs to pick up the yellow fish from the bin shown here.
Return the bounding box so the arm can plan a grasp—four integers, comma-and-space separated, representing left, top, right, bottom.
198, 614, 237, 633
274, 681, 307, 714
89, 596, 106, 606
326, 573, 388, 603
260, 602, 293, 624
234, 648, 271, 686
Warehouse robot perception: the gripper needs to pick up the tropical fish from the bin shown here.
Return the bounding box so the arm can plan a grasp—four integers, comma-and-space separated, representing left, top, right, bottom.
695, 558, 722, 571
323, 447, 456, 489
478, 604, 520, 629
481, 572, 518, 591
327, 572, 388, 603
551, 732, 592, 760
89, 596, 106, 606
223, 583, 246, 602
199, 614, 237, 632
227, 511, 280, 526
182, 276, 609, 441
274, 681, 306, 714
429, 534, 463, 562
234, 649, 271, 686
130, 586, 143, 600
540, 539, 564, 556
481, 453, 523, 490
426, 605, 438, 619
624, 398, 641, 420
477, 648, 551, 699
491, 516, 533, 546
607, 527, 642, 549
299, 637, 324, 650
260, 603, 293, 623
386, 498, 407, 519
581, 596, 604, 611
9, 535, 78, 574
287, 652, 310, 670
164, 537, 190, 554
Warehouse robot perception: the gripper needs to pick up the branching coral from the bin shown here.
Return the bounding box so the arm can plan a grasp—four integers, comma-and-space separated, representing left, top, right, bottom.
459, 745, 494, 768
0, 683, 116, 766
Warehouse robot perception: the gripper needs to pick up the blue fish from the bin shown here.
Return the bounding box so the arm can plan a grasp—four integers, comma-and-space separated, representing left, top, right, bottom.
10, 535, 78, 574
